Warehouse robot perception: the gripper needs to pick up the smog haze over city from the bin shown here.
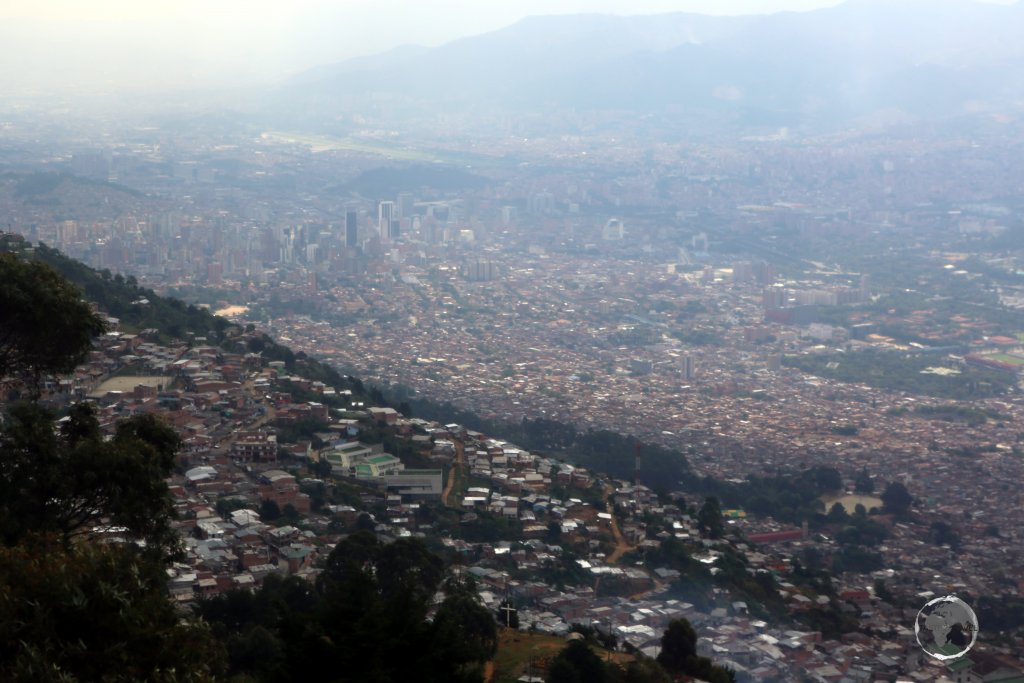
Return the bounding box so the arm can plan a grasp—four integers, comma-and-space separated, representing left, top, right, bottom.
4, 1, 1024, 680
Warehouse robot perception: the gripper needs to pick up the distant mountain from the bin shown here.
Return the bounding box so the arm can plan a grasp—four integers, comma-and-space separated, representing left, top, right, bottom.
275, 0, 1024, 134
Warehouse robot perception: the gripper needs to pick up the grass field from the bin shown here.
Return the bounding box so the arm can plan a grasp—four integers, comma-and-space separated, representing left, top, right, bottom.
820, 493, 883, 513
90, 375, 169, 395
492, 631, 570, 683
986, 353, 1024, 366
262, 131, 448, 162
491, 629, 632, 683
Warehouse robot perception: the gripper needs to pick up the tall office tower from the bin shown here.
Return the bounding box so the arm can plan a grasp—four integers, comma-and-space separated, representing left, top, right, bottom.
859, 274, 871, 302
206, 262, 223, 286
681, 354, 696, 380
603, 218, 624, 240
732, 260, 754, 283
378, 201, 395, 241
528, 191, 554, 215
397, 192, 415, 220
692, 232, 709, 252
501, 206, 518, 226
762, 286, 787, 310
345, 210, 358, 247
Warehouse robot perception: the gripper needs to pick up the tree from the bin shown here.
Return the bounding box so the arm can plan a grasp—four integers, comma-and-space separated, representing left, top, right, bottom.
432, 593, 498, 670
0, 402, 181, 557
873, 578, 894, 604
826, 502, 849, 524
311, 457, 333, 479
707, 666, 737, 683
307, 532, 478, 682
619, 657, 672, 683
0, 538, 224, 680
0, 252, 107, 393
881, 482, 914, 516
813, 466, 843, 493
0, 253, 228, 680
355, 511, 377, 532
929, 520, 959, 548
697, 496, 724, 539
854, 468, 874, 494
547, 640, 607, 683
258, 499, 282, 521
657, 618, 697, 674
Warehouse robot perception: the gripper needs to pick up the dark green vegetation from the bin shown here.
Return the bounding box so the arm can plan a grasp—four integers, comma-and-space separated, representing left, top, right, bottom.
880, 482, 914, 517
656, 619, 735, 683
697, 496, 725, 539
0, 249, 496, 681
899, 404, 1009, 426
395, 397, 693, 489
0, 402, 182, 557
0, 251, 107, 392
239, 332, 370, 401
697, 465, 843, 527
1, 235, 229, 344
0, 234, 373, 405
0, 252, 222, 680
783, 350, 1015, 399
198, 533, 497, 683
541, 617, 735, 683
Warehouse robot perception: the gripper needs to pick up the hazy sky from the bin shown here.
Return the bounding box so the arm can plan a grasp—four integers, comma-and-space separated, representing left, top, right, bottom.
0, 0, 1017, 95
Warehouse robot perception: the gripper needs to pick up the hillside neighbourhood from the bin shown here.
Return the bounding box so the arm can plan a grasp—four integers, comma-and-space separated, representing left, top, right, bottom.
41, 294, 1020, 683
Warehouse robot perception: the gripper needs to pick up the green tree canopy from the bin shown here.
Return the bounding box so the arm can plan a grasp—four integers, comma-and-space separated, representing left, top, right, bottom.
432, 593, 499, 671
0, 252, 107, 392
0, 402, 181, 558
0, 250, 223, 679
547, 640, 607, 683
826, 502, 849, 524
0, 535, 223, 681
697, 496, 725, 539
881, 481, 914, 516
657, 618, 697, 673
854, 467, 874, 494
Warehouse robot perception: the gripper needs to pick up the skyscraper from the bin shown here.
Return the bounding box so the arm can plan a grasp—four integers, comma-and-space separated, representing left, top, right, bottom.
378, 201, 395, 241
602, 218, 624, 240
345, 210, 358, 248
681, 354, 696, 380
397, 192, 414, 220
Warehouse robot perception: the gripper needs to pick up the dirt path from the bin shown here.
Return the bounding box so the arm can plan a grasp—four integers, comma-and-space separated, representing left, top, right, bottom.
441, 439, 464, 506
483, 660, 494, 683
604, 485, 633, 564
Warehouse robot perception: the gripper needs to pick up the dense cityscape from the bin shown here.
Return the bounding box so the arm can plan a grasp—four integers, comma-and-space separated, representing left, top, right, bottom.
4, 1, 1024, 681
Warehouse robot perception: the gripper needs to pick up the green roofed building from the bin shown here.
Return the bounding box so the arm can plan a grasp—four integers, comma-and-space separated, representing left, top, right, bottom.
354, 453, 404, 478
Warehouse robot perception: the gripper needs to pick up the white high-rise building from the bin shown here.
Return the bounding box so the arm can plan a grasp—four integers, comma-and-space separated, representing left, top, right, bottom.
603, 218, 624, 240
378, 201, 395, 241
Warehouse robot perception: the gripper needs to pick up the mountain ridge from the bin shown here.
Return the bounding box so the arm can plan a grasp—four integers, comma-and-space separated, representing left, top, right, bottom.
274, 0, 1024, 134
